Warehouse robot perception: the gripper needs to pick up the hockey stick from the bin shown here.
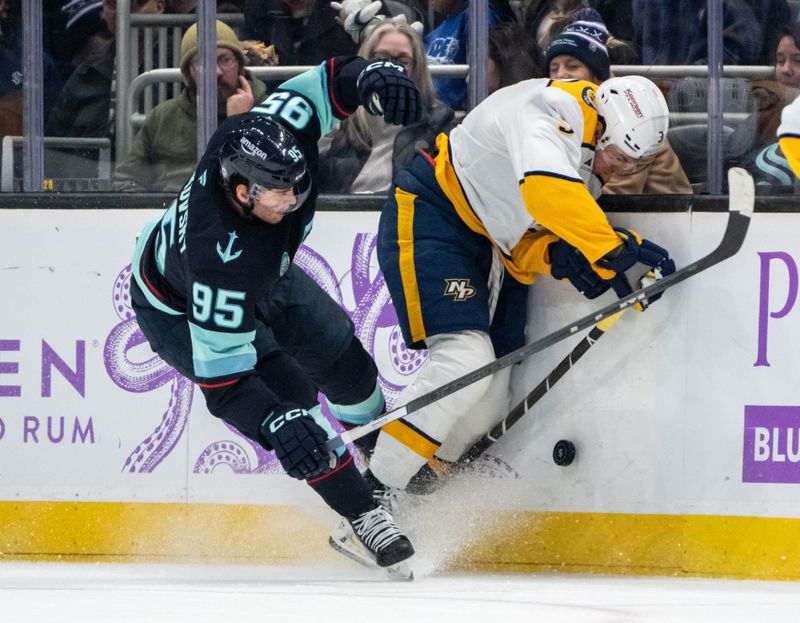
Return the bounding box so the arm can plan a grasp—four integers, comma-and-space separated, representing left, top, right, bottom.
325, 167, 755, 453
456, 309, 626, 466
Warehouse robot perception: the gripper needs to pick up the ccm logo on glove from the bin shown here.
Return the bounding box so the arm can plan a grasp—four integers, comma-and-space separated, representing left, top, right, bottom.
267, 407, 304, 433
357, 60, 421, 126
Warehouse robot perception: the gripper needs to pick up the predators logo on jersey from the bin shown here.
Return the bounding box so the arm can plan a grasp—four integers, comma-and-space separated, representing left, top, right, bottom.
557, 119, 574, 136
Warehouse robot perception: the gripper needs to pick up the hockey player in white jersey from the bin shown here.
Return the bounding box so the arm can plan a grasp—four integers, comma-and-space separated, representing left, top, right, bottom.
363, 75, 677, 499
777, 96, 800, 178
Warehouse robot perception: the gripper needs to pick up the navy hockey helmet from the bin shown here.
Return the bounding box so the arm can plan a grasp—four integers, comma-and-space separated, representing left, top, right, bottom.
219, 117, 311, 212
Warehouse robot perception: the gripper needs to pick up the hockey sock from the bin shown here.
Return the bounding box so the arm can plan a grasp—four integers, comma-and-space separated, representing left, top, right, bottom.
306, 451, 376, 519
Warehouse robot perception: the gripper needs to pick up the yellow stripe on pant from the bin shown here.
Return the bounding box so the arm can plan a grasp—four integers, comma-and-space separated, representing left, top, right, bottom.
395, 186, 427, 344
383, 419, 440, 460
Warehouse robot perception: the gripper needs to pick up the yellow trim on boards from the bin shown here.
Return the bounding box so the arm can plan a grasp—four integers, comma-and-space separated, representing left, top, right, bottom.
452, 510, 800, 581
0, 501, 334, 564
2, 502, 800, 581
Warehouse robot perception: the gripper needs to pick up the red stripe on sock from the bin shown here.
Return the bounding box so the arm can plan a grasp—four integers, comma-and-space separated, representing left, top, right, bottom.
306, 453, 353, 484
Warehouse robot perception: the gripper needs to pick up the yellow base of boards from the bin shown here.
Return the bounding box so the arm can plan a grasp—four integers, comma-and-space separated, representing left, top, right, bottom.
2, 502, 799, 580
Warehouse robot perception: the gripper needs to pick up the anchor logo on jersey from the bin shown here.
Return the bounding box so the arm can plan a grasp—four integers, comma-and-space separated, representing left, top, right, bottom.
443, 278, 476, 301
217, 231, 243, 263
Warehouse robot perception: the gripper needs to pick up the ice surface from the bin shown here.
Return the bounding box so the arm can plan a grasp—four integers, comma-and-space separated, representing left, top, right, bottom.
2, 560, 799, 623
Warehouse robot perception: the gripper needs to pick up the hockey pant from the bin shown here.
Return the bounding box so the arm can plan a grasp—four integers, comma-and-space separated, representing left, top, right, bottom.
131, 264, 385, 445
372, 154, 525, 488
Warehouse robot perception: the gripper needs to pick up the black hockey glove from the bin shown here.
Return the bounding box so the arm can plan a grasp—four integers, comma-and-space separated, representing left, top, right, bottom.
356, 60, 421, 126
596, 228, 676, 304
260, 406, 333, 480
549, 228, 676, 306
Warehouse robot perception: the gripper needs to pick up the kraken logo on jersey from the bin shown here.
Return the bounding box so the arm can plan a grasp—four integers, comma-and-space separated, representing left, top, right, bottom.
216, 231, 243, 263
443, 278, 476, 301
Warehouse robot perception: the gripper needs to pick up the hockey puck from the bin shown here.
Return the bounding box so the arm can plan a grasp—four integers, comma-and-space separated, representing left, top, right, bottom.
553, 439, 576, 466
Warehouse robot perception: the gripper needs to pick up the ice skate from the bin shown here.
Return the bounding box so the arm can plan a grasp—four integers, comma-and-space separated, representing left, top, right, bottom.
329, 506, 415, 581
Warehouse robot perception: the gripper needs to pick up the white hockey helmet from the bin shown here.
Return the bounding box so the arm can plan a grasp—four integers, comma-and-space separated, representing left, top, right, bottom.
595, 75, 669, 160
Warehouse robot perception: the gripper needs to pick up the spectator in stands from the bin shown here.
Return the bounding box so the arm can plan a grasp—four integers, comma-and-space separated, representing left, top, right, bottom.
486, 21, 544, 93
319, 20, 453, 194
745, 25, 800, 193
522, 0, 588, 49
45, 0, 165, 156
329, 0, 423, 45
424, 0, 503, 110
60, 0, 113, 79
113, 20, 271, 191
0, 1, 63, 138
632, 0, 790, 67
241, 0, 357, 66
547, 8, 692, 194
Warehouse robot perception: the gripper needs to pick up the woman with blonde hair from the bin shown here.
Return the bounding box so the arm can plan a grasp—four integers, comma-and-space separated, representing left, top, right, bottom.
319, 20, 455, 193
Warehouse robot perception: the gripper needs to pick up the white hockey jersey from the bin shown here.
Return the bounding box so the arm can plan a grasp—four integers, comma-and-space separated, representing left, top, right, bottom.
433, 78, 622, 284
777, 96, 800, 178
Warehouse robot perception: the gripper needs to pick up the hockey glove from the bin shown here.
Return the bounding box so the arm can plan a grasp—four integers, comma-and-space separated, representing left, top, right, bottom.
548, 238, 611, 299
260, 406, 333, 480
596, 228, 676, 305
548, 228, 676, 305
356, 60, 421, 126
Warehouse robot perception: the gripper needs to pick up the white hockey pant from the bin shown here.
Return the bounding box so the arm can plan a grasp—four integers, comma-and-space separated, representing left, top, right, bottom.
369, 330, 496, 489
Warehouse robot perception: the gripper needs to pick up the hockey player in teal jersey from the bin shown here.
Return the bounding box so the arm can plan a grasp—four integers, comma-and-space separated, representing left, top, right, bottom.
130, 56, 420, 576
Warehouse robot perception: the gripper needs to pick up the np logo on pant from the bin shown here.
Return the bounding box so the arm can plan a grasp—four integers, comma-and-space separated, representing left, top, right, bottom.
443, 278, 476, 301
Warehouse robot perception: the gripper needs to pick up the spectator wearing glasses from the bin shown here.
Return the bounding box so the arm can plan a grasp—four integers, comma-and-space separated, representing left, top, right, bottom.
318, 20, 454, 194
113, 20, 273, 192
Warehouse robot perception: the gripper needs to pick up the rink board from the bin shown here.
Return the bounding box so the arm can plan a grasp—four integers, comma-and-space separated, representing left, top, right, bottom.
1, 209, 800, 579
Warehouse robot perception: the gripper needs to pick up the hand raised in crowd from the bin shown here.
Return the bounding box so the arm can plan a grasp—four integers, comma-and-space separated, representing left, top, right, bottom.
226, 75, 255, 117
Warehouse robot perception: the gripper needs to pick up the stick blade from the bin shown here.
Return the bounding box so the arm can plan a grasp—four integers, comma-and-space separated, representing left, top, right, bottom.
727, 167, 755, 216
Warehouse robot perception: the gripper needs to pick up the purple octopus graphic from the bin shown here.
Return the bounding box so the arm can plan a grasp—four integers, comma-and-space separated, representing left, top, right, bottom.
103, 234, 427, 474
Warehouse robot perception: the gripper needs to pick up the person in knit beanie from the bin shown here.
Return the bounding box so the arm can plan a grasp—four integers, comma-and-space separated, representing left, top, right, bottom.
545, 7, 609, 82
113, 19, 271, 191
180, 20, 246, 76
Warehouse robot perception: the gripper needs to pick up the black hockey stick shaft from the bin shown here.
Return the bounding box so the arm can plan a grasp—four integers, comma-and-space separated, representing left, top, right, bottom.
457, 310, 626, 465
324, 168, 754, 453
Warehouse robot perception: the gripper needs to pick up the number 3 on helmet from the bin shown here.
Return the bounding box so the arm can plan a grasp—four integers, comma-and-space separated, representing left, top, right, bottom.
218, 117, 312, 213
595, 76, 670, 160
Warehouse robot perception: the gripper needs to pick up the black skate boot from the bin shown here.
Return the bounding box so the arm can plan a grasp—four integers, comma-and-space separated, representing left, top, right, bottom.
329, 503, 415, 580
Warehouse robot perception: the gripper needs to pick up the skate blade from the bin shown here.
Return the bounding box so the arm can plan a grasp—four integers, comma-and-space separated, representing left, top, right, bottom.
385, 561, 414, 582
328, 534, 414, 582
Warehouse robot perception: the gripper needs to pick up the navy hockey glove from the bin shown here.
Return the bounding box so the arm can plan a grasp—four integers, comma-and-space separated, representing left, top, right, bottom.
356, 60, 421, 125
549, 228, 676, 306
548, 238, 611, 299
260, 406, 332, 480
596, 228, 676, 305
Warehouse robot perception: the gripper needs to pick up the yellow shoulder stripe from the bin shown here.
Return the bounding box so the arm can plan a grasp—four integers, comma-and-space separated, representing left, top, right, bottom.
778, 135, 800, 178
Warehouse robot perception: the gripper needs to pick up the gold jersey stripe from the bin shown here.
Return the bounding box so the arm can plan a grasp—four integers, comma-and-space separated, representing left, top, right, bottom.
778, 135, 800, 178
395, 186, 427, 344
